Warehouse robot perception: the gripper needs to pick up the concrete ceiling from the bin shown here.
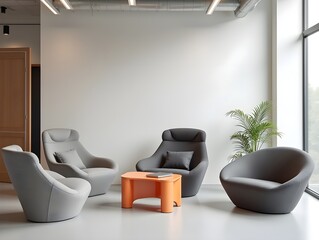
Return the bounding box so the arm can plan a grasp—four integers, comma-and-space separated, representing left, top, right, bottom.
60, 0, 239, 12
0, 0, 260, 25
0, 0, 40, 24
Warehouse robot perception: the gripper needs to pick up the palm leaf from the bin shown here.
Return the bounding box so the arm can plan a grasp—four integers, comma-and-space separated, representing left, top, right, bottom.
251, 101, 270, 124
226, 101, 282, 161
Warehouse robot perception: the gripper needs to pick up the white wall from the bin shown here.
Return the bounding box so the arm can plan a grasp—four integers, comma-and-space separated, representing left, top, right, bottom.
41, 1, 272, 184
0, 25, 40, 64
272, 0, 303, 148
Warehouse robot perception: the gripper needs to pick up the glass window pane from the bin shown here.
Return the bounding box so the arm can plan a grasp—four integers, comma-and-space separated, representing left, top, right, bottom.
308, 0, 319, 28
307, 32, 319, 192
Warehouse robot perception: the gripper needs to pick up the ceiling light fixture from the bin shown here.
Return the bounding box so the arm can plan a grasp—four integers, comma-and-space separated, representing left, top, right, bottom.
41, 0, 60, 15
3, 25, 9, 35
128, 0, 136, 6
60, 0, 73, 10
206, 0, 222, 15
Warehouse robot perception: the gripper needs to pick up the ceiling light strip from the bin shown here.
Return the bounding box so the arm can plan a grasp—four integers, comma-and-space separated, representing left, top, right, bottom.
206, 0, 222, 15
60, 0, 73, 10
41, 0, 60, 15
128, 0, 136, 6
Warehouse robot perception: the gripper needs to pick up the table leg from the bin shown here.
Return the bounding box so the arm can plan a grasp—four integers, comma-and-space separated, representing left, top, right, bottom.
122, 178, 133, 208
174, 177, 182, 207
160, 181, 173, 213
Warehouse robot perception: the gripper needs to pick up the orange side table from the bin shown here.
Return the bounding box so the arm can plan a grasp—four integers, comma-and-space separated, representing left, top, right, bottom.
121, 172, 182, 213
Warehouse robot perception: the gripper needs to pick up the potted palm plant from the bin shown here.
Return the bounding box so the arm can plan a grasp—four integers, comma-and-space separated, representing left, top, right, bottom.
226, 101, 282, 161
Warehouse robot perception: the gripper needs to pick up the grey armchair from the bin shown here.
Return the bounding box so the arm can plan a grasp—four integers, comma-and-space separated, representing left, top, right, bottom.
220, 147, 315, 214
42, 128, 118, 197
1, 145, 91, 222
136, 128, 209, 197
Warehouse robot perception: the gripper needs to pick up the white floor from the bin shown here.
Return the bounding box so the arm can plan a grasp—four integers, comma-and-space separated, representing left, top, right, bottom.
0, 183, 318, 240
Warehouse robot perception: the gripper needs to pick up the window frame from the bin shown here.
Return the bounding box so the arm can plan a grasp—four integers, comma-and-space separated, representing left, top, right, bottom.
303, 0, 319, 199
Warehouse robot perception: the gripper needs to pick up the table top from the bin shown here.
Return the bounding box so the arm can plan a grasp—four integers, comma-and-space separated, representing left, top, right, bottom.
121, 171, 181, 182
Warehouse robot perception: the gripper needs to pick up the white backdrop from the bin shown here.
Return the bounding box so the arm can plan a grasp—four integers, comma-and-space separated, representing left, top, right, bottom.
41, 1, 271, 184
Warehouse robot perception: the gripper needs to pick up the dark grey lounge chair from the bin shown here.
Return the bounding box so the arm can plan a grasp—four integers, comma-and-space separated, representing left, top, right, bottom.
220, 147, 314, 214
136, 128, 209, 197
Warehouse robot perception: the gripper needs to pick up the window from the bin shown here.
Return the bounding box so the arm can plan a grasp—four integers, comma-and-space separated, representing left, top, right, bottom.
308, 0, 319, 28
304, 0, 319, 198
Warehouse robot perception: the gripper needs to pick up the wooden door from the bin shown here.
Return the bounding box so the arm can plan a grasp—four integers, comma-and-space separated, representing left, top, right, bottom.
0, 48, 31, 182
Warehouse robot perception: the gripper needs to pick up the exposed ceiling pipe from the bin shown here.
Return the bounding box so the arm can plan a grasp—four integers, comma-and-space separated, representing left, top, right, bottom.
234, 0, 262, 18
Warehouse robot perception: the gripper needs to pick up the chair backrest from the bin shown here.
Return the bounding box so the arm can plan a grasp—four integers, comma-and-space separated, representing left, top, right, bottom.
157, 128, 208, 170
222, 147, 314, 184
162, 128, 206, 142
1, 145, 73, 221
42, 128, 92, 166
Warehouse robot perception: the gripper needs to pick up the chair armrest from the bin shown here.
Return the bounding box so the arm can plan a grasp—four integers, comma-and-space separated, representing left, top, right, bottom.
45, 170, 65, 180
136, 156, 162, 171
189, 160, 209, 176
48, 162, 87, 178
87, 157, 118, 171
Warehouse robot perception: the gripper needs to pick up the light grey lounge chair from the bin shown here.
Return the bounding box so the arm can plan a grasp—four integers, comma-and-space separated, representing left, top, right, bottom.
136, 128, 209, 197
42, 128, 118, 197
1, 145, 91, 222
220, 147, 315, 214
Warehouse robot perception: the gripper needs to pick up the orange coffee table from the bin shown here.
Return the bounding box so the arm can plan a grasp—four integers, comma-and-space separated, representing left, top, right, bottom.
121, 172, 182, 213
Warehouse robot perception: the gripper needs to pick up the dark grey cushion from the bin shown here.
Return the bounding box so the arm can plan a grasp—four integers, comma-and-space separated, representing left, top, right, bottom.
55, 150, 86, 169
162, 151, 193, 170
